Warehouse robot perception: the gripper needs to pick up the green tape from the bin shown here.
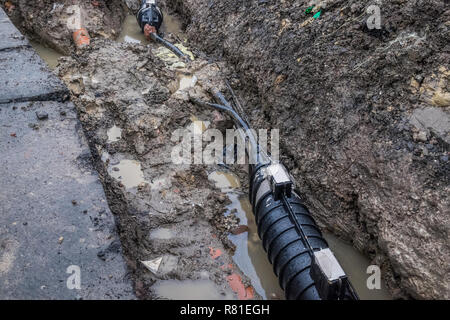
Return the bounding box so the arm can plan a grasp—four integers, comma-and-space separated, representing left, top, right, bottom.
305, 5, 315, 14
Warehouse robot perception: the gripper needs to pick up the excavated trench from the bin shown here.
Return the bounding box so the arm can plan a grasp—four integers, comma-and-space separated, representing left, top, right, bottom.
1, 1, 413, 299
162, 0, 449, 300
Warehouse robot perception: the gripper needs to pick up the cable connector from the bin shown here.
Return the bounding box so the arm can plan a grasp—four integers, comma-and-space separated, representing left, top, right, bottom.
265, 163, 293, 201
310, 248, 359, 300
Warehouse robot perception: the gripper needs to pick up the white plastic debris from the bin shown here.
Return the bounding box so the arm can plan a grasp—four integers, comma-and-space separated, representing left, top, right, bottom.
141, 257, 163, 274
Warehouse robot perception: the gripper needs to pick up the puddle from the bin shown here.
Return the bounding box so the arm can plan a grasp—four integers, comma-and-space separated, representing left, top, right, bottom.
160, 11, 185, 39
149, 228, 174, 240
29, 11, 188, 69
228, 194, 286, 300
116, 12, 194, 71
208, 171, 241, 190
109, 159, 147, 189
324, 232, 392, 300
29, 40, 64, 69
118, 11, 185, 44
117, 15, 148, 44
209, 171, 284, 300
107, 125, 122, 143
154, 279, 234, 300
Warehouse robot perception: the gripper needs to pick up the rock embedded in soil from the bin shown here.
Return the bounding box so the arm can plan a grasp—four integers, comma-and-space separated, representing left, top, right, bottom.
36, 110, 48, 120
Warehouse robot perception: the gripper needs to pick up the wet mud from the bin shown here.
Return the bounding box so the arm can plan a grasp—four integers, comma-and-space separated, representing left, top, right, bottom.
2, 0, 447, 300
165, 0, 450, 299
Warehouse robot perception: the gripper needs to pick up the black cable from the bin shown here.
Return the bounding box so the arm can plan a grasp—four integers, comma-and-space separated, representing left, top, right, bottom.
189, 96, 269, 166
150, 33, 190, 62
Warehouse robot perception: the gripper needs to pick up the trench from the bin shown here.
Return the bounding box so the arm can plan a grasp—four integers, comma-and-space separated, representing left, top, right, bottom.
23, 7, 392, 300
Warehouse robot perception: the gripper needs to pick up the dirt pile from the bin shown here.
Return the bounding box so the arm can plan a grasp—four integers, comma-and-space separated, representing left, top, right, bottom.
55, 36, 258, 299
166, 0, 450, 299
2, 0, 130, 53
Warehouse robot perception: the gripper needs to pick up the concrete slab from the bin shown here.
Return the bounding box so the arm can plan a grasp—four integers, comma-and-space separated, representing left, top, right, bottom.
0, 101, 135, 299
0, 8, 29, 50
0, 8, 68, 104
0, 47, 68, 104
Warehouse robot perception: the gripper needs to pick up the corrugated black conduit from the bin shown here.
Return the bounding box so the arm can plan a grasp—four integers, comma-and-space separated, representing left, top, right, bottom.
249, 165, 325, 299
191, 83, 358, 300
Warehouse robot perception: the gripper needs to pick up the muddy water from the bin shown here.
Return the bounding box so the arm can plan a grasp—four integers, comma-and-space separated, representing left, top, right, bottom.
30, 12, 185, 65
209, 171, 285, 300
160, 11, 186, 39
29, 40, 63, 69
107, 125, 122, 143
154, 279, 234, 300
149, 228, 174, 240
109, 159, 147, 189
118, 12, 185, 45
209, 170, 392, 300
117, 15, 147, 44
324, 233, 392, 300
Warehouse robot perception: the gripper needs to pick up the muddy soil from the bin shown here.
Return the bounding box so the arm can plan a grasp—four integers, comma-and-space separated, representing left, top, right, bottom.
3, 0, 129, 54
54, 34, 264, 299
165, 0, 450, 299
3, 0, 448, 300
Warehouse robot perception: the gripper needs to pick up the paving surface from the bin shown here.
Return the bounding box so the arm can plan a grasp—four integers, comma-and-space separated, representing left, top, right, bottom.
0, 9, 68, 104
0, 8, 135, 299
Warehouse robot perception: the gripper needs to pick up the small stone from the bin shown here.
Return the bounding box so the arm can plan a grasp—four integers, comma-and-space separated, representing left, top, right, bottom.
71, 200, 77, 205
407, 142, 414, 151
28, 123, 39, 130
97, 251, 106, 261
230, 225, 250, 235
217, 194, 226, 203
113, 167, 120, 171
60, 111, 66, 116
58, 236, 64, 244
36, 111, 49, 120
83, 210, 88, 214
414, 131, 427, 142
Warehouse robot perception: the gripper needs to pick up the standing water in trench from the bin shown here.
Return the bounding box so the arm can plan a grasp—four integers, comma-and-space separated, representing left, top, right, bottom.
209, 171, 285, 300
28, 8, 393, 300
118, 11, 186, 45
209, 170, 392, 300
28, 10, 186, 69
29, 40, 63, 70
